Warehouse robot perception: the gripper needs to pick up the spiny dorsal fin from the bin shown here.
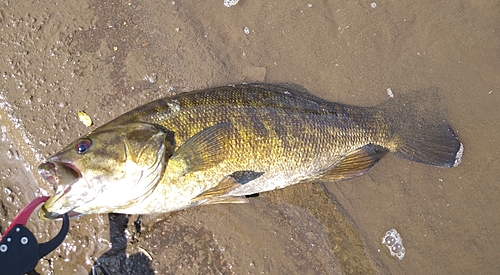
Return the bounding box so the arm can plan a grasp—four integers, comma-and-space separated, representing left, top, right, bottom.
192, 176, 248, 205
319, 145, 381, 182
171, 122, 235, 174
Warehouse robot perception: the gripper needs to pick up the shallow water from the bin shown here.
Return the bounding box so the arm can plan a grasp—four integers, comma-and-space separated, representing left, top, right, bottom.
1, 0, 499, 274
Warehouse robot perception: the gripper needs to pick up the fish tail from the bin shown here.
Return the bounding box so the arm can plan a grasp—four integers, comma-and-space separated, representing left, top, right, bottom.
378, 89, 463, 168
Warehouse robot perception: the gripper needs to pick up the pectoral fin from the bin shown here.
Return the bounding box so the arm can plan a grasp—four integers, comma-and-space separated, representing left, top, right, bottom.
192, 176, 249, 205
230, 170, 264, 184
319, 145, 381, 182
171, 123, 235, 174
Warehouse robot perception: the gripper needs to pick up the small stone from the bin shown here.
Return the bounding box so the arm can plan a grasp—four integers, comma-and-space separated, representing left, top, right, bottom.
224, 0, 240, 7
77, 110, 93, 127
387, 88, 394, 98
132, 14, 141, 24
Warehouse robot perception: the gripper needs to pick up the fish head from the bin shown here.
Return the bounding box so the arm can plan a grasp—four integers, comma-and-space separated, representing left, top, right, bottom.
38, 122, 172, 219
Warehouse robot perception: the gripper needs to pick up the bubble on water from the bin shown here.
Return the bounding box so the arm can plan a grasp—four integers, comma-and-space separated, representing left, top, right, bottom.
391, 242, 403, 253
382, 228, 405, 260
383, 235, 397, 246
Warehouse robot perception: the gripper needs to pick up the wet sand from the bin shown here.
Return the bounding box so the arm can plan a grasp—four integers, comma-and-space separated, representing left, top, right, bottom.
1, 0, 499, 274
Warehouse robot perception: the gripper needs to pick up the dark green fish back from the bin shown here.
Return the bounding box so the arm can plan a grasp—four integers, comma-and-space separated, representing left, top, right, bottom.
108, 85, 387, 174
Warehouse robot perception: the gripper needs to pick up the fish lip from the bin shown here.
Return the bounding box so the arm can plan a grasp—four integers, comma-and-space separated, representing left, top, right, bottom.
40, 206, 83, 220
38, 158, 82, 199
38, 159, 83, 219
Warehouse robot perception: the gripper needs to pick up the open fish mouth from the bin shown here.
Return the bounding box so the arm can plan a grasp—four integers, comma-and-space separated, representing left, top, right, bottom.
38, 161, 81, 189
38, 160, 82, 219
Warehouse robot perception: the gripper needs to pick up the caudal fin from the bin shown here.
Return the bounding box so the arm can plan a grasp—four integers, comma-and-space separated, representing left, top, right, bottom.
380, 89, 463, 168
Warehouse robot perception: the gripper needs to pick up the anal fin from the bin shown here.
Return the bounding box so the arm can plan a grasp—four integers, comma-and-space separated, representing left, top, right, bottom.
319, 145, 381, 182
192, 176, 249, 205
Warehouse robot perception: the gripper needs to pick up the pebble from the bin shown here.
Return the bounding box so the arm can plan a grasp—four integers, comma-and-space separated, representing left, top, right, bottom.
224, 0, 240, 7
77, 110, 93, 127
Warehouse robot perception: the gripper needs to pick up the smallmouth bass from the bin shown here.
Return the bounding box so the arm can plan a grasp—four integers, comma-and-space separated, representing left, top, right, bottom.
38, 84, 463, 219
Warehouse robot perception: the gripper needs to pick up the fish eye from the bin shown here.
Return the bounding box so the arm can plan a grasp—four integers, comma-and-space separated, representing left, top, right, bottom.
75, 139, 92, 154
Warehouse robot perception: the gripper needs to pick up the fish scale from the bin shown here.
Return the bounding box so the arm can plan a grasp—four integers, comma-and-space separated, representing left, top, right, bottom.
38, 83, 462, 217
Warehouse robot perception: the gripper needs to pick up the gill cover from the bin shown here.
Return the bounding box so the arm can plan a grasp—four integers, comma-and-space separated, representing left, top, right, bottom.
39, 122, 172, 218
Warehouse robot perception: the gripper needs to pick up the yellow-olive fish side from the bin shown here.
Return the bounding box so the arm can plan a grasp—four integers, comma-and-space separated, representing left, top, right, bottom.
38, 84, 463, 218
